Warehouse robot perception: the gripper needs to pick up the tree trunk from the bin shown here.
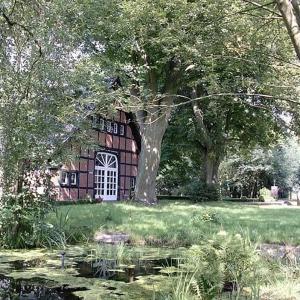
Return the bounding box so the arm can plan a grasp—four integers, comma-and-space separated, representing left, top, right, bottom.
135, 112, 169, 204
202, 149, 221, 185
277, 0, 300, 60
0, 128, 4, 200
133, 58, 179, 204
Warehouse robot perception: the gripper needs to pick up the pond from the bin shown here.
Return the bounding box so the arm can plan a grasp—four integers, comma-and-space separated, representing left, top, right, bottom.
0, 274, 85, 300
0, 245, 186, 299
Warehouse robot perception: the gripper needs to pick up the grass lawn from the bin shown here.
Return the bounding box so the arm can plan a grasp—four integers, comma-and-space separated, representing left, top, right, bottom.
49, 200, 300, 246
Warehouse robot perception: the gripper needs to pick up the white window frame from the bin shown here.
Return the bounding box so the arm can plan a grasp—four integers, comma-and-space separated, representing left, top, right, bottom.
120, 124, 125, 136
113, 123, 118, 134
94, 152, 118, 201
70, 172, 77, 186
60, 171, 69, 186
130, 177, 136, 189
106, 121, 112, 133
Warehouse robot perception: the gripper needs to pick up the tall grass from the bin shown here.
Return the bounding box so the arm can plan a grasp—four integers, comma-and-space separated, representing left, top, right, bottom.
48, 201, 300, 247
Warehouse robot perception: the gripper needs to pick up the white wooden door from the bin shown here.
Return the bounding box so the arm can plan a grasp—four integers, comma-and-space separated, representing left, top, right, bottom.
95, 152, 118, 201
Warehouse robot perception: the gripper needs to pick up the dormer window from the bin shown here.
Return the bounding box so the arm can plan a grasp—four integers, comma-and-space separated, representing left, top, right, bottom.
120, 125, 125, 136
113, 123, 118, 134
106, 121, 112, 133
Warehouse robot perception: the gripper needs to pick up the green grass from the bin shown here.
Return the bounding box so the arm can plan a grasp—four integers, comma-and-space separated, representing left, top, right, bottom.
48, 201, 300, 246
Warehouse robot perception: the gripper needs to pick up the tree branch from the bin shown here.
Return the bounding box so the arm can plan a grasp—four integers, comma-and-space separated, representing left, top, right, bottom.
241, 0, 281, 16
191, 88, 212, 147
292, 0, 300, 28
1, 11, 43, 57
277, 0, 300, 60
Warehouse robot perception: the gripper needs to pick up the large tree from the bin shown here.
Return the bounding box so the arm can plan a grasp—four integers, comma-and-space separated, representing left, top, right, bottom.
69, 0, 298, 203
0, 1, 96, 196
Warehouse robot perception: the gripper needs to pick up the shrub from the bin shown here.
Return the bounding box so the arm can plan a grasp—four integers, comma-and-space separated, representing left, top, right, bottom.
190, 209, 222, 225
201, 209, 221, 224
259, 187, 274, 202
0, 190, 54, 248
183, 232, 266, 299
184, 181, 221, 202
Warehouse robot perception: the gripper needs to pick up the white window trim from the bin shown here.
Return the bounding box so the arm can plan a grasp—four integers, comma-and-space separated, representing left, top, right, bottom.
60, 171, 69, 186
106, 121, 112, 133
70, 172, 77, 186
113, 123, 118, 134
130, 177, 136, 189
95, 152, 118, 201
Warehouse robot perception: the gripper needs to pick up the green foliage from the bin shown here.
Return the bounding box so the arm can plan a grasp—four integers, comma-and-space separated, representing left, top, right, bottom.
0, 190, 53, 248
220, 138, 300, 198
184, 232, 265, 299
159, 271, 200, 300
0, 191, 85, 248
191, 209, 221, 226
259, 187, 274, 202
184, 181, 221, 202
200, 209, 221, 224
272, 138, 300, 196
223, 197, 261, 202
55, 199, 102, 206
50, 200, 300, 247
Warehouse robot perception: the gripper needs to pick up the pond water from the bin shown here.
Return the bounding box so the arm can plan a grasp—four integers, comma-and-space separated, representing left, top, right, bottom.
0, 245, 185, 299
0, 274, 85, 300
75, 257, 180, 282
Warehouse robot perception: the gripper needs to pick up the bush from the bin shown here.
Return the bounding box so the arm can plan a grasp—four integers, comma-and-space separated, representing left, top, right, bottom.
259, 187, 274, 202
183, 232, 266, 299
0, 190, 54, 248
0, 190, 76, 248
184, 181, 221, 202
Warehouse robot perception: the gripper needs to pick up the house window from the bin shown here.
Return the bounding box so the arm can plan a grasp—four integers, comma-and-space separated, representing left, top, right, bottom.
60, 171, 69, 186
113, 123, 118, 134
92, 115, 98, 129
120, 125, 125, 136
99, 118, 105, 130
130, 177, 136, 189
70, 172, 78, 186
106, 121, 112, 133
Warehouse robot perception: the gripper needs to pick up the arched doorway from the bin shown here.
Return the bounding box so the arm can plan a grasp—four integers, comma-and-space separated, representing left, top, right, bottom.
95, 152, 118, 201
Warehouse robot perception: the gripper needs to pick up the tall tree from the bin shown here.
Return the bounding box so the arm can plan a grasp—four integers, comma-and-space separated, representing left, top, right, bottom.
70, 0, 296, 203
0, 1, 94, 196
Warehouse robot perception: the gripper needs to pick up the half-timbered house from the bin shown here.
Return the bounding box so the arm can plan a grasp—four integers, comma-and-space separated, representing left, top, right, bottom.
51, 110, 140, 201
